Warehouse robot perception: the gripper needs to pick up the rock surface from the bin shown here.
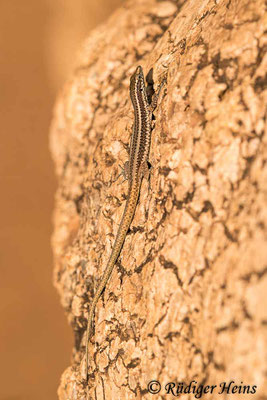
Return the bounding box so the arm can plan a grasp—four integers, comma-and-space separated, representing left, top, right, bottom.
50, 0, 267, 398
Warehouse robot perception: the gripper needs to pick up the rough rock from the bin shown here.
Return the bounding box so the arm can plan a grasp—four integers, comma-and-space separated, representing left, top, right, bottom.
50, 0, 267, 398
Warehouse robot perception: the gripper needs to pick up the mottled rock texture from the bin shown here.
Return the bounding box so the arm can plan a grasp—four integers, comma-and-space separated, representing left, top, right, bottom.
50, 0, 267, 398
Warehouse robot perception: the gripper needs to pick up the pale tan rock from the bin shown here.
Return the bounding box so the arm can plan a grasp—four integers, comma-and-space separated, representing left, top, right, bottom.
50, 0, 267, 398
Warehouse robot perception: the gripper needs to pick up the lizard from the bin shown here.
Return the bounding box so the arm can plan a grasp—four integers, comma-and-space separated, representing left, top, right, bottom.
85, 65, 165, 378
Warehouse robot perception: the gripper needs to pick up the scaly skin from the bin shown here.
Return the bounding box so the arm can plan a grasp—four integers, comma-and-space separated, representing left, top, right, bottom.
85, 65, 164, 379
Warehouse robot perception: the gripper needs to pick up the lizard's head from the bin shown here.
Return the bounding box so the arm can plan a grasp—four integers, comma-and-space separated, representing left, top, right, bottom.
135, 65, 144, 80
130, 65, 145, 95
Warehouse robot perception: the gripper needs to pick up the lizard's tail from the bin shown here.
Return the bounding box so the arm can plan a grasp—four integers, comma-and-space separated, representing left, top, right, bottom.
85, 184, 140, 379
85, 295, 98, 379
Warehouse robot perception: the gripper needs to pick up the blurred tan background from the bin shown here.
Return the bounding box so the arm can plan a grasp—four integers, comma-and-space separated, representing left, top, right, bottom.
0, 1, 123, 399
